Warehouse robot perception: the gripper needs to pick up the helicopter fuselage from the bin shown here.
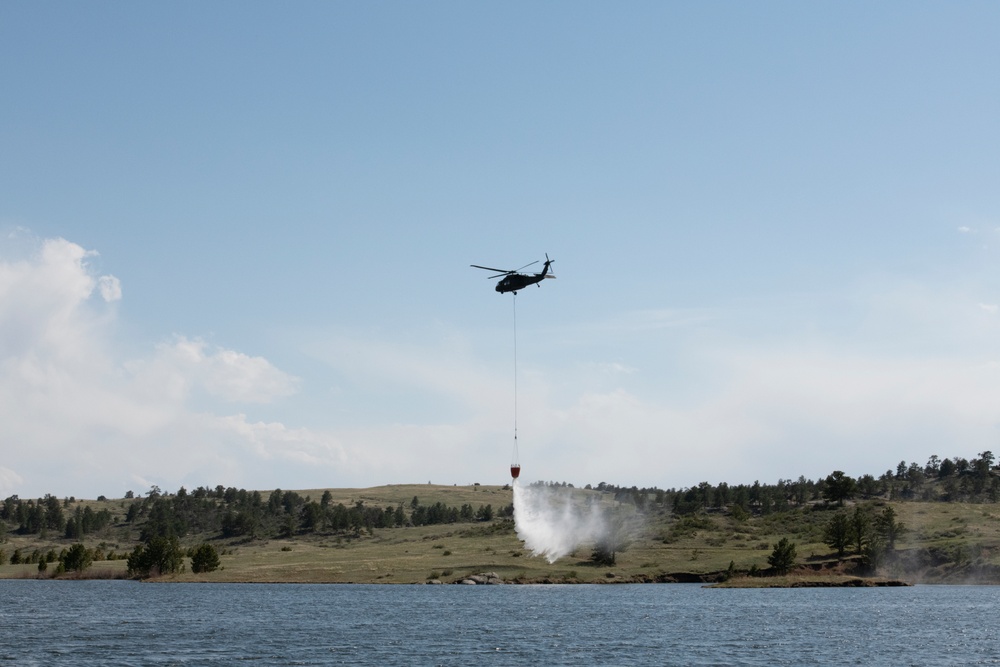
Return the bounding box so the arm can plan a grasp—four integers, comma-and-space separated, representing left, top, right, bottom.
496, 273, 545, 293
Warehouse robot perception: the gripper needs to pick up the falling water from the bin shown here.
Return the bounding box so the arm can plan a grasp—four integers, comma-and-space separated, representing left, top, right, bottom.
512, 480, 607, 563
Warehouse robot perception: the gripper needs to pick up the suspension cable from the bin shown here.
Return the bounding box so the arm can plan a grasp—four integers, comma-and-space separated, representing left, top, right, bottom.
512, 292, 519, 466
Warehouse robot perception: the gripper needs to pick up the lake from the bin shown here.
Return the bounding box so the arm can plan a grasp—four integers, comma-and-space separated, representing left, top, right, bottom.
1, 581, 997, 665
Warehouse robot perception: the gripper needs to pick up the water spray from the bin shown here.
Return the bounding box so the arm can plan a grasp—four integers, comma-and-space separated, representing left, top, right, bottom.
513, 482, 608, 563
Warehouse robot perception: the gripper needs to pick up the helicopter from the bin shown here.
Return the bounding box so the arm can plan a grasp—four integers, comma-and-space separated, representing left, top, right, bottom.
471, 254, 556, 294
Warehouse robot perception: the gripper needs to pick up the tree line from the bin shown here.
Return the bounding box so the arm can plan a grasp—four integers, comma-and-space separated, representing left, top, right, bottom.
1, 485, 512, 545
589, 451, 1000, 516
0, 494, 113, 538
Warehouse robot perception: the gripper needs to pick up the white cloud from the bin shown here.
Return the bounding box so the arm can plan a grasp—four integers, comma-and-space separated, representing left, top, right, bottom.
979, 303, 998, 314
151, 336, 299, 404
0, 235, 312, 497
958, 226, 974, 233
98, 274, 122, 302
0, 466, 23, 492
0, 237, 100, 359
212, 413, 347, 467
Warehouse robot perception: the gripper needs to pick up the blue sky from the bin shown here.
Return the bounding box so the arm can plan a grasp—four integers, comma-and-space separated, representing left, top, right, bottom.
2, 2, 1000, 498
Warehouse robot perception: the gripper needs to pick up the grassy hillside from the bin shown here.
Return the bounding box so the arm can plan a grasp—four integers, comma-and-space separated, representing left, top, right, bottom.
3, 479, 1000, 583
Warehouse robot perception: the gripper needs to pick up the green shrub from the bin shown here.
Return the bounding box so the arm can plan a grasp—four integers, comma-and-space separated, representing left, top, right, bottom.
190, 543, 221, 574
62, 544, 92, 572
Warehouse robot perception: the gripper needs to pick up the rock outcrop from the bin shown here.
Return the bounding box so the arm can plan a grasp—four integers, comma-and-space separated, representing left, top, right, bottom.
456, 572, 504, 585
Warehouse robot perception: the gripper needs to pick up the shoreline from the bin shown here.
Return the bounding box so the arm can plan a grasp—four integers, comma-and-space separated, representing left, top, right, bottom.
0, 565, 913, 587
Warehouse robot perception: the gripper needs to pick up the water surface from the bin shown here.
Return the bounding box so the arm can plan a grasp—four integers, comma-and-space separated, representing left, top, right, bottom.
1, 581, 997, 666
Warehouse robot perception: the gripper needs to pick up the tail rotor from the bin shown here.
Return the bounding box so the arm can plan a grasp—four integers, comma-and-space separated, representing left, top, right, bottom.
542, 253, 556, 279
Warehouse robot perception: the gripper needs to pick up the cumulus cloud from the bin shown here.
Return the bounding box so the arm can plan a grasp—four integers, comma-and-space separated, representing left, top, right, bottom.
0, 237, 99, 357
150, 336, 299, 404
0, 233, 491, 498
0, 234, 317, 497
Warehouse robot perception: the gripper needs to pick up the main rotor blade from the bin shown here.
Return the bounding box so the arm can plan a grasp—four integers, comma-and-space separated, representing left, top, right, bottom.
471, 264, 512, 274
514, 260, 539, 272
